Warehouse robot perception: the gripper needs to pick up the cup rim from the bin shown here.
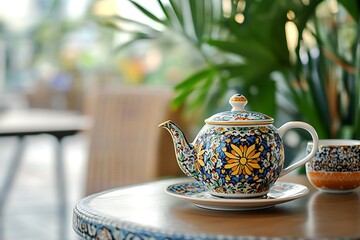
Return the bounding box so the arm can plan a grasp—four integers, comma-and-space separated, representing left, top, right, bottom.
308, 139, 360, 147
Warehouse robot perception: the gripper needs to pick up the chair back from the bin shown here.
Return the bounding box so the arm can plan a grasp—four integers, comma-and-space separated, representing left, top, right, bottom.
85, 87, 185, 195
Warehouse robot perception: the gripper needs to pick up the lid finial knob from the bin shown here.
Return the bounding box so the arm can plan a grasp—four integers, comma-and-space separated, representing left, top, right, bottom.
229, 94, 247, 112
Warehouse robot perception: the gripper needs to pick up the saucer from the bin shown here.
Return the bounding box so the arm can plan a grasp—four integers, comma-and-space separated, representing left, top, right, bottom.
165, 181, 309, 211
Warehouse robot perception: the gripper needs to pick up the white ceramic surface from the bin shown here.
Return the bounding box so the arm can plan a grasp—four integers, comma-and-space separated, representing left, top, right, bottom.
165, 181, 309, 211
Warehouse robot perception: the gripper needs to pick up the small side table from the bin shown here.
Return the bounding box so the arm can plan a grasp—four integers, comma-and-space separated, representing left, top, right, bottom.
0, 108, 91, 240
73, 175, 360, 240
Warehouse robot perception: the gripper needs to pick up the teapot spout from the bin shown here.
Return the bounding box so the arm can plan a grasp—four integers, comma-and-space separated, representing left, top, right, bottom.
158, 120, 200, 180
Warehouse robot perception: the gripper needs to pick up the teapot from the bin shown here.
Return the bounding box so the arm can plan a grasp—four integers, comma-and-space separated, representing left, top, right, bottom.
159, 94, 319, 198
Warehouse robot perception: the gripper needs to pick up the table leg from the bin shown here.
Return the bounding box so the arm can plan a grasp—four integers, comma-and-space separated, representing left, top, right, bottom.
54, 136, 68, 240
0, 136, 25, 237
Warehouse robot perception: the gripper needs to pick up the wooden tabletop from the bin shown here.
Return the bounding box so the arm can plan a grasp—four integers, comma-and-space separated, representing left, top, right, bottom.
73, 175, 360, 240
0, 108, 91, 137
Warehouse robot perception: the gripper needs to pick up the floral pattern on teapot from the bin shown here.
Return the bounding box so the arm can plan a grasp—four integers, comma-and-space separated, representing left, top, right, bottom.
192, 125, 284, 195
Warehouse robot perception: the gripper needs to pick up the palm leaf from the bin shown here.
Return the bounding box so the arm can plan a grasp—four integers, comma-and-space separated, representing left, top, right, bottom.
173, 68, 216, 107
337, 0, 360, 21
106, 15, 159, 30
189, 0, 205, 44
128, 0, 165, 25
208, 39, 276, 63
112, 34, 156, 53
169, 0, 185, 28
175, 68, 215, 91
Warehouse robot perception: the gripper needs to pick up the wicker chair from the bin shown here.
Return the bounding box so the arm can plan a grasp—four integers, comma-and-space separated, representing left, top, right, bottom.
84, 87, 186, 195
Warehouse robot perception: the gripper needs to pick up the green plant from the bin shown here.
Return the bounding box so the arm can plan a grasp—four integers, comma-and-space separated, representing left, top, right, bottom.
286, 0, 360, 139
96, 0, 287, 117
98, 0, 360, 139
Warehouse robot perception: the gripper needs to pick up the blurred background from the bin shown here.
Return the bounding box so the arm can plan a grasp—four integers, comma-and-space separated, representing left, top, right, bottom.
0, 0, 359, 239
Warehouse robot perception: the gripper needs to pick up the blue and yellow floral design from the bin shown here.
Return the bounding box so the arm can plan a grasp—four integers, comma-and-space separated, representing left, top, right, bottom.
223, 143, 262, 176
193, 125, 283, 196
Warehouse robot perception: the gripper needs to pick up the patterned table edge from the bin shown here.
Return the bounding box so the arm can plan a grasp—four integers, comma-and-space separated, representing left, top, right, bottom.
72, 187, 359, 240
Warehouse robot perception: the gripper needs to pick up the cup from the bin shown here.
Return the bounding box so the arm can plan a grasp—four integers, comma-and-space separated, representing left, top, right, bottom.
306, 139, 360, 193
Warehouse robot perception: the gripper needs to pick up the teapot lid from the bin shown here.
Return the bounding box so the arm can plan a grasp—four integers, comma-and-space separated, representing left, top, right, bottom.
205, 94, 274, 125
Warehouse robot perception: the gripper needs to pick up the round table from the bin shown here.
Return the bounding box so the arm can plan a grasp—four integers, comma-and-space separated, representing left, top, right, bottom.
0, 108, 91, 240
73, 175, 360, 240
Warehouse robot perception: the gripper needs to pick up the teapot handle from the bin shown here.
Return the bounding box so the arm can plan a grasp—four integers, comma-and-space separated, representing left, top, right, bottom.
277, 121, 319, 177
